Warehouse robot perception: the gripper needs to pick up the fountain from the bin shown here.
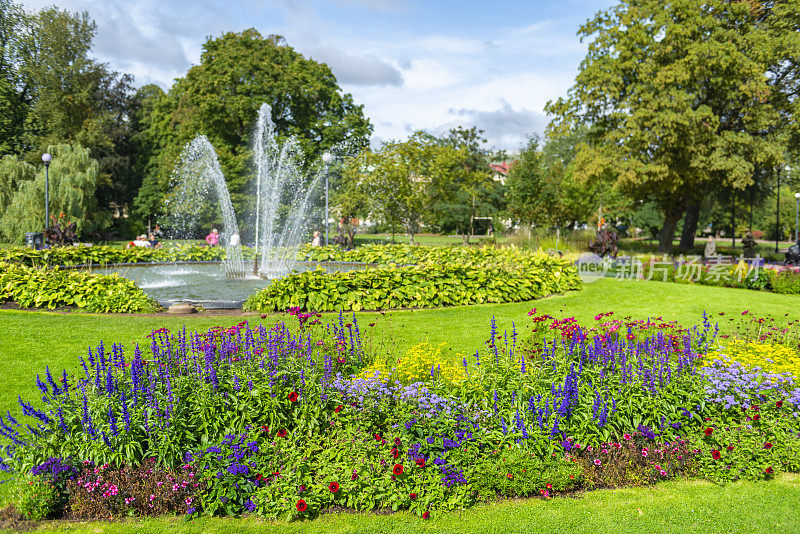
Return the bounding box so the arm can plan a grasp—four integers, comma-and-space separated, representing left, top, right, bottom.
165, 103, 327, 280
253, 103, 325, 278
164, 135, 247, 279
102, 102, 364, 308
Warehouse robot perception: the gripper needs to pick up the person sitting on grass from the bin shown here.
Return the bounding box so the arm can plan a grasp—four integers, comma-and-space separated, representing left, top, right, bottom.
126, 235, 151, 249
148, 233, 163, 249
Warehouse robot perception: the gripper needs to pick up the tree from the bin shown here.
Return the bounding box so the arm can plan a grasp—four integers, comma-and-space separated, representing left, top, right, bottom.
0, 2, 141, 226
0, 0, 27, 156
428, 127, 500, 243
505, 136, 545, 231
546, 0, 796, 253
343, 132, 471, 245
0, 153, 33, 213
0, 144, 106, 243
135, 29, 373, 225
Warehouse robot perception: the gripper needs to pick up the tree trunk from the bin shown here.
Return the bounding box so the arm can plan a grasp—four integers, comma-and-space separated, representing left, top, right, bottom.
462, 233, 470, 245
657, 206, 683, 255
679, 202, 701, 251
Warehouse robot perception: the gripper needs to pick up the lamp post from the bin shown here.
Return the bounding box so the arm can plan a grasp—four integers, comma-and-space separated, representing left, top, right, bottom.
41, 153, 51, 231
321, 152, 333, 246
795, 191, 800, 245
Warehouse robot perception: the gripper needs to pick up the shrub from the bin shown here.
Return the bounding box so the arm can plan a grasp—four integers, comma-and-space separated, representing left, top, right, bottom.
767, 267, 800, 294
3, 310, 799, 521
569, 432, 698, 489
244, 260, 581, 312
469, 447, 582, 499
691, 402, 800, 482
0, 262, 157, 312
10, 474, 61, 520
65, 459, 201, 519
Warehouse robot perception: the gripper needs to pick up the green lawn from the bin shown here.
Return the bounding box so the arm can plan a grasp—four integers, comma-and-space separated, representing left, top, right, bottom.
14, 474, 800, 533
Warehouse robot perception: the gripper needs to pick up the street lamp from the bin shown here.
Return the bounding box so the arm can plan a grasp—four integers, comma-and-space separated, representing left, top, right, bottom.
321, 152, 333, 246
41, 153, 51, 230
795, 191, 800, 245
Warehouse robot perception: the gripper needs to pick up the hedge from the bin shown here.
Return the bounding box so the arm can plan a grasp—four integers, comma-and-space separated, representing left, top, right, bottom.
244, 258, 581, 312
0, 262, 157, 313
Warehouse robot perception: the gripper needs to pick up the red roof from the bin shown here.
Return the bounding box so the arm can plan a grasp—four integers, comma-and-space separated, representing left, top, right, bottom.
489, 161, 512, 174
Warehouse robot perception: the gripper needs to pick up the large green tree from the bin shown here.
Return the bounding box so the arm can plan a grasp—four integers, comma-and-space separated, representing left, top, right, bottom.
0, 2, 140, 224
0, 0, 26, 156
343, 132, 472, 245
546, 0, 797, 253
427, 127, 502, 243
0, 144, 106, 243
135, 29, 373, 225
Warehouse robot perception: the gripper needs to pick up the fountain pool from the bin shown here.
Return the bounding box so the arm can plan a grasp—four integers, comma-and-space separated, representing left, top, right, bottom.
96, 261, 369, 309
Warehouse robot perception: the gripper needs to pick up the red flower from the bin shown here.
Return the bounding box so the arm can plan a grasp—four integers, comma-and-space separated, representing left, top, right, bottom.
255, 474, 264, 481
374, 433, 381, 441
351, 471, 358, 480
335, 405, 343, 413
422, 511, 430, 520
776, 400, 784, 408
329, 482, 340, 493
410, 493, 417, 500
751, 404, 759, 411
288, 391, 299, 403
726, 445, 734, 451
753, 413, 761, 421
296, 499, 307, 512
506, 472, 513, 480
545, 483, 552, 489
764, 442, 773, 449
711, 450, 721, 460
393, 464, 404, 476
415, 458, 426, 468
765, 467, 774, 474
394, 437, 403, 447
260, 425, 269, 433
704, 427, 714, 436
391, 447, 400, 459
277, 429, 287, 438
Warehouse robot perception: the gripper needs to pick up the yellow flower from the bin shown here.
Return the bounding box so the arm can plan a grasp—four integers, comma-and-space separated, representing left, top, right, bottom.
703, 340, 800, 378
358, 342, 467, 387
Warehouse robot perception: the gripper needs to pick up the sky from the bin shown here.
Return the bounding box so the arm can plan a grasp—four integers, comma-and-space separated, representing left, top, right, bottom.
22, 0, 615, 151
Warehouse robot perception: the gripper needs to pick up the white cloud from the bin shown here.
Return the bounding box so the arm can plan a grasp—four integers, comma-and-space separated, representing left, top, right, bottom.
305, 47, 403, 86
18, 0, 606, 151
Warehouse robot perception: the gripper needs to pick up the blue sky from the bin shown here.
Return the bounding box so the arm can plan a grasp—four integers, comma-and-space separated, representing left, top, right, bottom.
23, 0, 614, 150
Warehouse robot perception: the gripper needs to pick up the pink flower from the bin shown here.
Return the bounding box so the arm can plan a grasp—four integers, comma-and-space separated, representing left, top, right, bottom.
594, 459, 602, 467
623, 433, 631, 440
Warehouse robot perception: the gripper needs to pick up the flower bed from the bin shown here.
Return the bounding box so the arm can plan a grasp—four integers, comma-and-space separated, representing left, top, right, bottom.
1, 310, 799, 521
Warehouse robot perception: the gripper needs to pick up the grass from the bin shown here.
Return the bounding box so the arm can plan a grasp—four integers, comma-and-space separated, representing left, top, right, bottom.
353, 233, 510, 246
10, 473, 800, 533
